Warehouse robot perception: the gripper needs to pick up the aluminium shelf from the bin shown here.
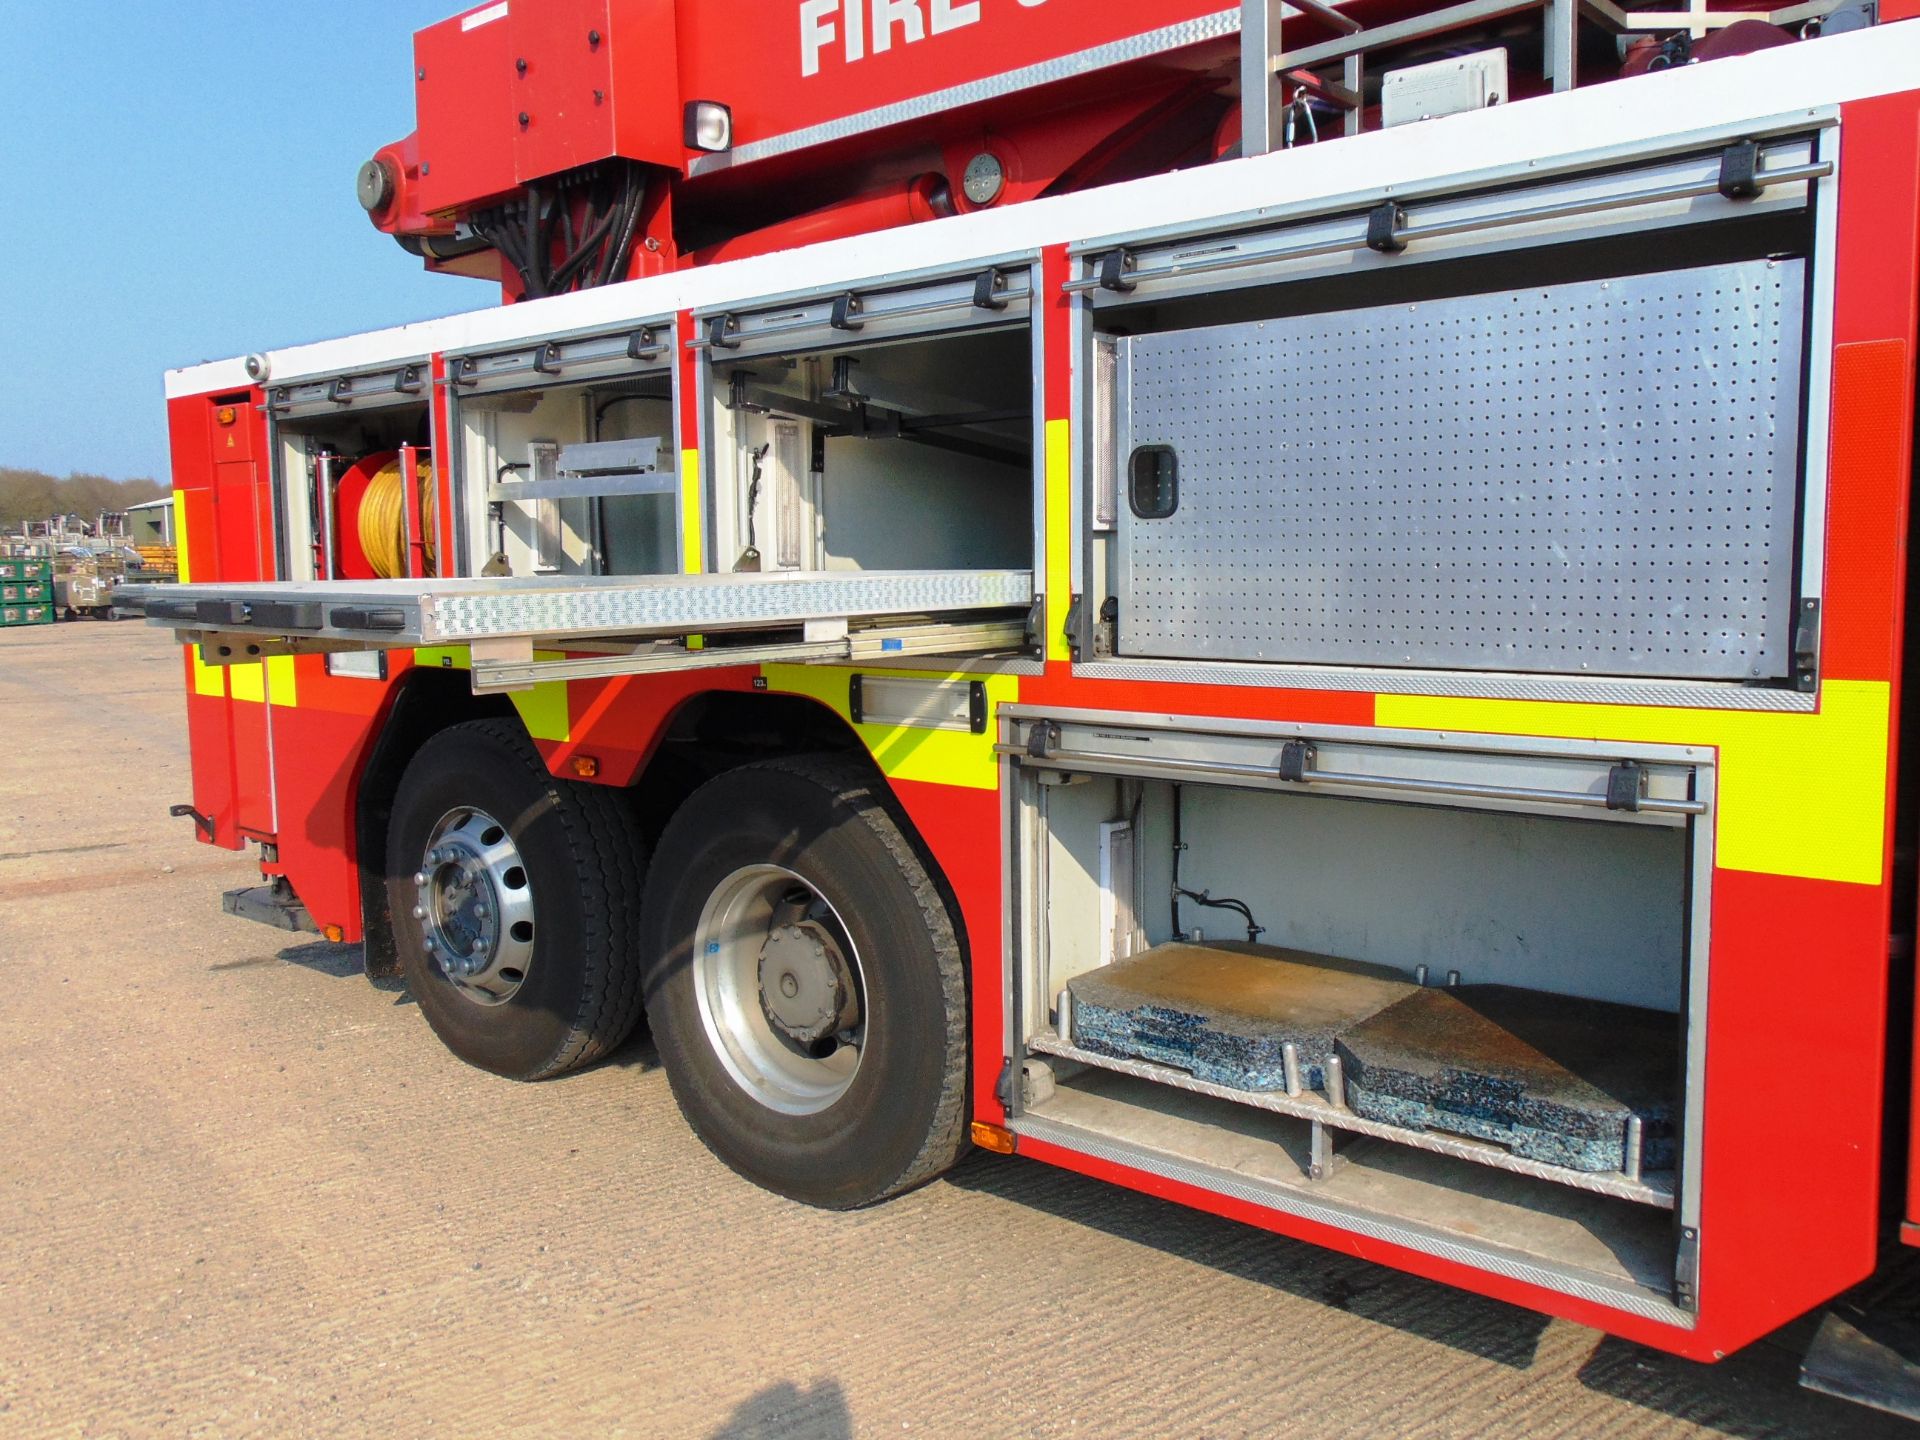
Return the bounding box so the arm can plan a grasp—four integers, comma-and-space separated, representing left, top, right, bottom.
118, 568, 1033, 648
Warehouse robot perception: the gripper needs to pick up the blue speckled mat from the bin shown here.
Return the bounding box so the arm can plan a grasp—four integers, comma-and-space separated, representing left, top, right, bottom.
1065, 943, 1676, 1175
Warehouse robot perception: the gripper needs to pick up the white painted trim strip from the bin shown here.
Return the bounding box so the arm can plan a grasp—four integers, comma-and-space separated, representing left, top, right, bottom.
460, 2, 508, 33
165, 24, 1920, 399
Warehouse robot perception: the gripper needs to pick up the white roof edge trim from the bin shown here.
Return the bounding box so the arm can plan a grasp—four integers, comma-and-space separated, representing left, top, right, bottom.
165, 22, 1920, 402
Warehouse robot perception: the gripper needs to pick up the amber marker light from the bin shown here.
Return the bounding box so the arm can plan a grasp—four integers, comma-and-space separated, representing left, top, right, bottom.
322, 924, 346, 943
215, 406, 238, 426
970, 1121, 1016, 1154
569, 755, 600, 778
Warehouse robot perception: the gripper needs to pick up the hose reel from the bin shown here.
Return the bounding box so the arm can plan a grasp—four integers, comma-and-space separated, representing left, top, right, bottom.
335, 451, 436, 580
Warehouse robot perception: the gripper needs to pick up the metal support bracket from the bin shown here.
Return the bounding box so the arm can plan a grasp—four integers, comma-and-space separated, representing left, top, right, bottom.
169, 802, 215, 841
1027, 720, 1062, 759
1098, 249, 1138, 293
972, 266, 1010, 311
829, 292, 865, 332
1366, 201, 1408, 253
626, 327, 662, 361
706, 313, 741, 350
1278, 740, 1316, 782
1718, 139, 1763, 199
1606, 761, 1646, 812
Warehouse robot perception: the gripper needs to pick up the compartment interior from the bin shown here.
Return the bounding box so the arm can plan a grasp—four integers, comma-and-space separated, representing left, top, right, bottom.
276, 401, 431, 581
456, 373, 677, 579
708, 326, 1033, 576
1016, 758, 1695, 1308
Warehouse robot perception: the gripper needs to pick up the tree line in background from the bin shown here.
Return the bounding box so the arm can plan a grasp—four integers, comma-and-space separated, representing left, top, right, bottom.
0, 468, 168, 532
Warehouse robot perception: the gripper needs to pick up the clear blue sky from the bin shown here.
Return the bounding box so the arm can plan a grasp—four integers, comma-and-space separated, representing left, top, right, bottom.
1, 2, 488, 481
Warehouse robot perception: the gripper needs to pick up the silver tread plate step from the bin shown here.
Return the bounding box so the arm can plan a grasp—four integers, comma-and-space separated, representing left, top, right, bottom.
119, 569, 1032, 647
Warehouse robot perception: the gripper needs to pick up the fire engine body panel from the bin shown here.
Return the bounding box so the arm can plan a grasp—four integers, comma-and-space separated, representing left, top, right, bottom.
127, 0, 1920, 1370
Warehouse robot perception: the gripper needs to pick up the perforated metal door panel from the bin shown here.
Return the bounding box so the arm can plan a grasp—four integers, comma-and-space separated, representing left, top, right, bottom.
1116, 258, 1805, 679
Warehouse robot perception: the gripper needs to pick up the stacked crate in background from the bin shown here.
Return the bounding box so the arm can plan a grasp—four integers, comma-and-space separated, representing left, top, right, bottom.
1, 558, 55, 627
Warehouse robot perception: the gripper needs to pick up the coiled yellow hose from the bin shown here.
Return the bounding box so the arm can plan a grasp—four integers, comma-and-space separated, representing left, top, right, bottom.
356, 457, 437, 579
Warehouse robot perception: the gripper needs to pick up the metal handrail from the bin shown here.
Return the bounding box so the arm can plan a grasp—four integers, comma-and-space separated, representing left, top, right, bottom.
1062, 157, 1828, 294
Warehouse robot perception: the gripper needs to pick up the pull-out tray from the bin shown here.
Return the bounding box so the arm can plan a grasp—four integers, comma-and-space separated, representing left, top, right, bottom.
118, 569, 1032, 648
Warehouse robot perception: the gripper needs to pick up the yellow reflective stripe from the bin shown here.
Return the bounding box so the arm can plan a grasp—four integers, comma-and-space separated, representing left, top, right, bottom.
1375, 680, 1892, 886
173, 490, 224, 695
191, 650, 226, 698
761, 663, 1018, 791
226, 655, 298, 706
172, 492, 191, 583
411, 646, 570, 743
1044, 419, 1072, 663
680, 448, 704, 575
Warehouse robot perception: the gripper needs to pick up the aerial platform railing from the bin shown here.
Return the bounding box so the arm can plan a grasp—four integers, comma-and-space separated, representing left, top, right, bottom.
1237, 0, 1859, 155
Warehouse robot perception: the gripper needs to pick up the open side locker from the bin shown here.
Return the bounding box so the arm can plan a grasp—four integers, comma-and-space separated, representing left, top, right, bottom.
1002, 708, 1711, 1324
1073, 132, 1829, 699
694, 261, 1038, 584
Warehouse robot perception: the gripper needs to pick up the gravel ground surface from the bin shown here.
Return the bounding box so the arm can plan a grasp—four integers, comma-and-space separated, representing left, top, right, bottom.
2, 622, 1914, 1439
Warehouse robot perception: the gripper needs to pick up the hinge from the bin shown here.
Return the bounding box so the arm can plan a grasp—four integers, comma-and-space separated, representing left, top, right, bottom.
847, 673, 865, 724
1793, 597, 1820, 692
326, 376, 354, 405
626, 327, 661, 361
972, 266, 1009, 311
1093, 595, 1118, 660
1278, 740, 1316, 783
1366, 201, 1407, 254
449, 355, 478, 387
995, 1058, 1055, 1112
706, 313, 741, 350
1098, 249, 1137, 293
968, 680, 988, 735
1064, 592, 1085, 662
1606, 761, 1645, 812
1717, 139, 1762, 200
393, 365, 423, 395
532, 341, 563, 375
1674, 1225, 1700, 1311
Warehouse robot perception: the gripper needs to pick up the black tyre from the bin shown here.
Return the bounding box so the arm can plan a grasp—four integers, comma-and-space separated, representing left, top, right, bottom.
641, 756, 968, 1208
386, 718, 646, 1080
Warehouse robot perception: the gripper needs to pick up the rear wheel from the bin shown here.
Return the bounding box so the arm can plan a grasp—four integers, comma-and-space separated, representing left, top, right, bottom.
642, 756, 969, 1208
386, 719, 646, 1080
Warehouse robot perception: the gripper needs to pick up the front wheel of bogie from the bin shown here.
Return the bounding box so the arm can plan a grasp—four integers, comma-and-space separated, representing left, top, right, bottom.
385, 719, 647, 1081
641, 756, 969, 1209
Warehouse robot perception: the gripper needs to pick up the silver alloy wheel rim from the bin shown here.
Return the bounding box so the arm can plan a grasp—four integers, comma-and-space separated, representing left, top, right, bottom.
412, 807, 535, 1006
692, 864, 866, 1115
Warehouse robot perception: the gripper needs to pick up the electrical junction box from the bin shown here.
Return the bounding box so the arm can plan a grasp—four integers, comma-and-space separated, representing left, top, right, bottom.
1381, 49, 1508, 128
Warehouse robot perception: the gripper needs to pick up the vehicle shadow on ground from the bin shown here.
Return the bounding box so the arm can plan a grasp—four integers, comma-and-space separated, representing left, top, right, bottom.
941, 1147, 1552, 1370
707, 1378, 852, 1440
1573, 1331, 1910, 1439
943, 1150, 1909, 1437
219, 940, 417, 1003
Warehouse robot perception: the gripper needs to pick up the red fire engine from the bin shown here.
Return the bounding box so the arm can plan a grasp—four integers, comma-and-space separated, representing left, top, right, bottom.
126, 0, 1920, 1386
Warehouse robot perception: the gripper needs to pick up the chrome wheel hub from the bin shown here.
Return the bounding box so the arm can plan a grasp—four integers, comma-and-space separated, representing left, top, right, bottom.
412, 808, 534, 1006
694, 865, 865, 1115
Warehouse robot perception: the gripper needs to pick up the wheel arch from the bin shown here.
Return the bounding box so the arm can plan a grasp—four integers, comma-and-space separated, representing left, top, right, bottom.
629, 686, 976, 978
355, 664, 516, 978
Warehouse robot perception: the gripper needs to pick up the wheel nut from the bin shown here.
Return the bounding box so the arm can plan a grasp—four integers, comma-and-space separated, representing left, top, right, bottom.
423, 936, 437, 951
412, 905, 425, 919
413, 872, 428, 886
